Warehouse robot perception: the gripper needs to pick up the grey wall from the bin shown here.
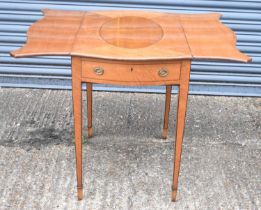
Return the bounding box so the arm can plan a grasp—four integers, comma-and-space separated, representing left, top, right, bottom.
1, 0, 261, 96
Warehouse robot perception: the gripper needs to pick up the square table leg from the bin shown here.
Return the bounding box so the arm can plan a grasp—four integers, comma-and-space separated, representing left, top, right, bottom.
86, 83, 93, 138
172, 60, 191, 201
72, 57, 83, 200
162, 85, 172, 139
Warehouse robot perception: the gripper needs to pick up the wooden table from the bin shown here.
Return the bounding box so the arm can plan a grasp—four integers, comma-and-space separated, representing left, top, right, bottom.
11, 9, 251, 202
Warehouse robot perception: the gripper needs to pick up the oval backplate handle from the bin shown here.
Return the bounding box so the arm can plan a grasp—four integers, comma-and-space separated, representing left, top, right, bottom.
158, 68, 168, 77
93, 67, 104, 75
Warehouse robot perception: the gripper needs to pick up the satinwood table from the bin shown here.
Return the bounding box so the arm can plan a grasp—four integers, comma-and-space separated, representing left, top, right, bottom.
11, 9, 251, 202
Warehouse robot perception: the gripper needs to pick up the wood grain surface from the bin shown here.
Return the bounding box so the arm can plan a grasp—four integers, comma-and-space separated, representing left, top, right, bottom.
11, 9, 251, 62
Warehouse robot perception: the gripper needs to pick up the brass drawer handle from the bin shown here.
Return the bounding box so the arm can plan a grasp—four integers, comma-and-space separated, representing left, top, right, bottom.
93, 67, 104, 75
158, 68, 168, 77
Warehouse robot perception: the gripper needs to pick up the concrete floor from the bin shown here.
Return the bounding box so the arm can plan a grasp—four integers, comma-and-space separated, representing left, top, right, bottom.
0, 88, 260, 210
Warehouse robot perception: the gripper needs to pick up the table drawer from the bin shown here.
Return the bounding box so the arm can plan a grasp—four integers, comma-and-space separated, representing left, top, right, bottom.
81, 61, 181, 85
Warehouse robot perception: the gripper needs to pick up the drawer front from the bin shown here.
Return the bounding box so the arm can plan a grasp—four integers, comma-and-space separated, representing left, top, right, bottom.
81, 61, 181, 85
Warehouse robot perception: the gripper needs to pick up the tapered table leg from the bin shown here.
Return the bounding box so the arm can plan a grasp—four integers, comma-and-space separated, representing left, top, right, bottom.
162, 85, 172, 139
172, 61, 191, 202
87, 83, 93, 138
72, 57, 83, 200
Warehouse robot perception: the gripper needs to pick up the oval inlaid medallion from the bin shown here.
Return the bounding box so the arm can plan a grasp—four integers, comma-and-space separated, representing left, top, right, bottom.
100, 16, 163, 49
